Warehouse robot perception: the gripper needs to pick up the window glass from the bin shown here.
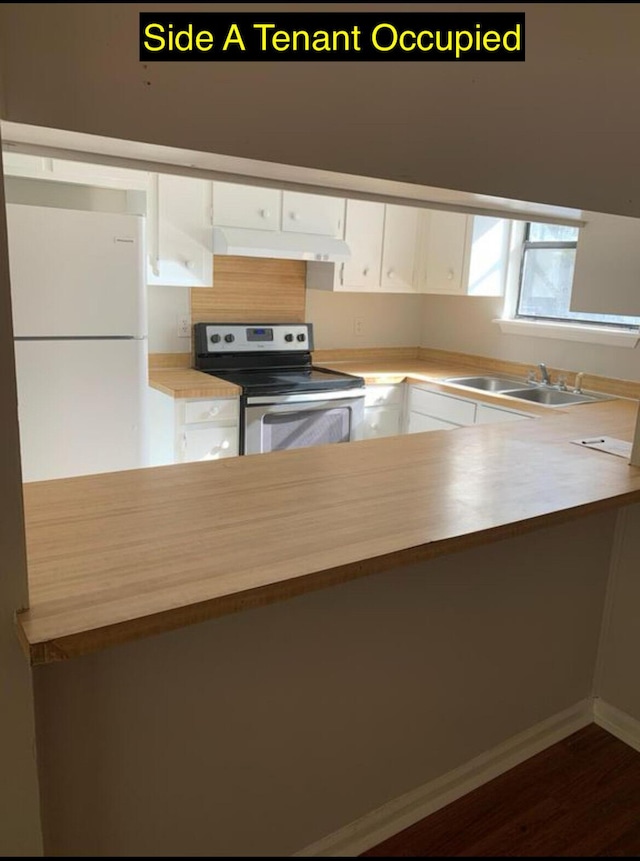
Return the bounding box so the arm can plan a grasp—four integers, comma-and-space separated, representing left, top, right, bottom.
517, 222, 640, 328
527, 223, 579, 242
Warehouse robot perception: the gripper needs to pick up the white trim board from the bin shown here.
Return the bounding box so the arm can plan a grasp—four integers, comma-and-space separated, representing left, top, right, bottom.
494, 318, 640, 348
593, 699, 640, 754
293, 699, 593, 858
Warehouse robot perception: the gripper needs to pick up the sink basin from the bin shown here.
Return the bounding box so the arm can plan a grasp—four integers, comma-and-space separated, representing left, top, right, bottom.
444, 374, 615, 407
503, 388, 602, 406
445, 376, 526, 392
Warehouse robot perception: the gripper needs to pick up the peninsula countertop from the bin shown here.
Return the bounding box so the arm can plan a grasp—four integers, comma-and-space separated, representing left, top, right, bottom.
17, 380, 640, 665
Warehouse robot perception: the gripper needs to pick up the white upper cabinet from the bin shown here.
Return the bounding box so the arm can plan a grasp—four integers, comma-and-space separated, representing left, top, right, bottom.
380, 204, 421, 292
341, 199, 385, 290
465, 216, 511, 297
570, 212, 640, 316
420, 212, 511, 296
421, 210, 471, 294
147, 174, 214, 288
213, 182, 280, 231
281, 191, 344, 237
2, 152, 148, 190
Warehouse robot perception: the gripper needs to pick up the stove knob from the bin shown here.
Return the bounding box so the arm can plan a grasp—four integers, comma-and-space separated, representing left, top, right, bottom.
284, 334, 294, 342
224, 334, 235, 343
210, 334, 221, 344
296, 333, 306, 342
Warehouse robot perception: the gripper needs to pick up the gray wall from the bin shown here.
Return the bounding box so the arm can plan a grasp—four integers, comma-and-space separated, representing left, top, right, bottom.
0, 143, 43, 855
2, 3, 640, 218
2, 3, 640, 854
596, 504, 640, 719
34, 513, 613, 856
420, 295, 640, 381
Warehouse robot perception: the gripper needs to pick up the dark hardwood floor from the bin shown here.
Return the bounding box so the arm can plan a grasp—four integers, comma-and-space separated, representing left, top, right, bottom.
361, 724, 640, 857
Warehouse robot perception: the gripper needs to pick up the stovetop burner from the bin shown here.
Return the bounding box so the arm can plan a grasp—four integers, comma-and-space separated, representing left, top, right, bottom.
203, 365, 365, 396
193, 321, 365, 396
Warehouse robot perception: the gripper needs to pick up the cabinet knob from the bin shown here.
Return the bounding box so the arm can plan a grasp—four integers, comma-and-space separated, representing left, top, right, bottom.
447, 268, 454, 281
207, 406, 220, 417
221, 439, 230, 450
185, 260, 195, 271
363, 267, 369, 276
259, 208, 270, 219
387, 269, 395, 279
290, 211, 300, 221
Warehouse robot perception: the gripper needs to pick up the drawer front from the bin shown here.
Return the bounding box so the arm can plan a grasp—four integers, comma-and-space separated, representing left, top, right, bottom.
364, 384, 404, 408
184, 398, 239, 424
363, 406, 402, 439
182, 425, 238, 462
407, 412, 461, 433
475, 403, 532, 424
409, 387, 476, 425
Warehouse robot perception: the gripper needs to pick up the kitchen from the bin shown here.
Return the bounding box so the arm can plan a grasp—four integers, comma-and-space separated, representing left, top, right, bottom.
5, 132, 640, 857
3, 4, 640, 858
6, 150, 640, 476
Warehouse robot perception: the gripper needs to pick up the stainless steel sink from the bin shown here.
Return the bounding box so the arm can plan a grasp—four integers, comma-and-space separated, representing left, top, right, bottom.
445, 376, 526, 392
444, 374, 615, 407
503, 388, 607, 406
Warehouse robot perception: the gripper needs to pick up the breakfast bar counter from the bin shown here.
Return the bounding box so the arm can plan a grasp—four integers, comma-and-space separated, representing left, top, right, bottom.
16, 389, 640, 666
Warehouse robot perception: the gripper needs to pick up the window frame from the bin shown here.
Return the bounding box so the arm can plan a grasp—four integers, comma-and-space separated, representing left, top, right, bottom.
515, 222, 640, 331
494, 220, 640, 347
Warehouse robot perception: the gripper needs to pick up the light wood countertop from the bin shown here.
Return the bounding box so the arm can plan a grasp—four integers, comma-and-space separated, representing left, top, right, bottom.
148, 367, 241, 399
17, 371, 640, 665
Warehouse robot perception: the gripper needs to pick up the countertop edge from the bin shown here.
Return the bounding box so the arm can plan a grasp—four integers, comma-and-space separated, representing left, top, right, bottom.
21, 492, 640, 666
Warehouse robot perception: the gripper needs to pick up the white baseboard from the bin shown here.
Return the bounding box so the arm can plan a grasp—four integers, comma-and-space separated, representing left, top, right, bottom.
293, 699, 593, 857
593, 698, 640, 753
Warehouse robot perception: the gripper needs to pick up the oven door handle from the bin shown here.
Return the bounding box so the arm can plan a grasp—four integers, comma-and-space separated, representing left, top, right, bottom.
245, 389, 365, 406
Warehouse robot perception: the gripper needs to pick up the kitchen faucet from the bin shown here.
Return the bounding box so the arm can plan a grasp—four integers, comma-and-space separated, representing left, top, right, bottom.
538, 362, 551, 385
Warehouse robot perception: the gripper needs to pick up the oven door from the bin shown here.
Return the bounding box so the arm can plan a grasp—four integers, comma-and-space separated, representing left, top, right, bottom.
243, 389, 365, 455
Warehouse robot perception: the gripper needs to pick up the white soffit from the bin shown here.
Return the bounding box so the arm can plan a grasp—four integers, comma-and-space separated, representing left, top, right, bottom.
0, 120, 585, 226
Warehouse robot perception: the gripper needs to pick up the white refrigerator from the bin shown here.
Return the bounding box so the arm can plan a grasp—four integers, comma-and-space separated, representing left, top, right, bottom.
7, 203, 149, 482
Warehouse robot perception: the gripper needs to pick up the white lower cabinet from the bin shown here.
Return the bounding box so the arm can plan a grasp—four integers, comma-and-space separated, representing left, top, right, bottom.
406, 384, 533, 434
408, 386, 477, 430
363, 384, 404, 439
182, 424, 238, 462
475, 403, 532, 424
148, 388, 239, 465
408, 412, 461, 433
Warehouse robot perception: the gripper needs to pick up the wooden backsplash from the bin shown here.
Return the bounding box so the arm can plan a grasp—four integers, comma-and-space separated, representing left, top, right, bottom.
191, 255, 306, 323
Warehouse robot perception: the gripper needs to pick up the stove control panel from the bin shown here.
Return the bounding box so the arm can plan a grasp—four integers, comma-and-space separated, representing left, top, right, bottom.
196, 322, 314, 353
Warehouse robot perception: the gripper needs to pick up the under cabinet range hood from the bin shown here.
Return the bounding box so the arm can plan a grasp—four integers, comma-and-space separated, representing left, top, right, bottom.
212, 226, 351, 262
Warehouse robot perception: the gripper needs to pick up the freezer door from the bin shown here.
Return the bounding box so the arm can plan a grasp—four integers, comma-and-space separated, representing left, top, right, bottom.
7, 204, 146, 337
14, 339, 149, 482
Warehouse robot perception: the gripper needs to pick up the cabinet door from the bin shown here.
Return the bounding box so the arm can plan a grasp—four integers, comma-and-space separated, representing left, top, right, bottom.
52, 159, 148, 190
148, 174, 213, 288
341, 199, 385, 290
409, 387, 477, 425
213, 182, 280, 231
466, 216, 511, 297
408, 412, 461, 433
363, 406, 402, 439
475, 403, 531, 424
423, 210, 470, 294
182, 425, 238, 461
2, 152, 54, 178
381, 204, 420, 291
282, 191, 344, 237
364, 384, 404, 408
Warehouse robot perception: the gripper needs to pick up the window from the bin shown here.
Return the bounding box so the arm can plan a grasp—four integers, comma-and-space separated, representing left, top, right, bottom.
517, 222, 640, 329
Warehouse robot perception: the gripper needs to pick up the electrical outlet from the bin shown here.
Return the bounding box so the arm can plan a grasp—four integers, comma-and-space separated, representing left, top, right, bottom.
354, 317, 365, 337
177, 314, 191, 338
